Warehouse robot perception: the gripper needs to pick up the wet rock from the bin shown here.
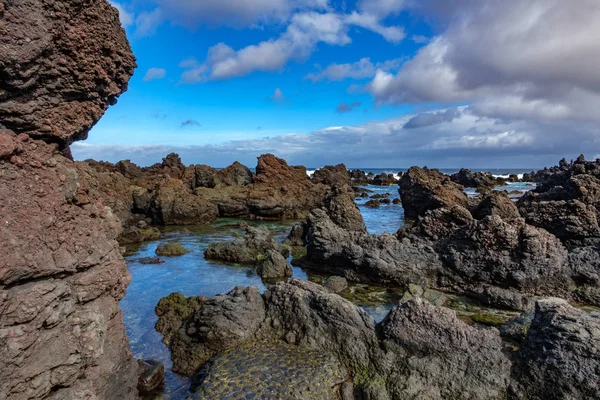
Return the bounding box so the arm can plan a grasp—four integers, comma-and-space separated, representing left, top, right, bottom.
156, 243, 191, 256
364, 199, 381, 208
323, 276, 348, 294
257, 250, 292, 279
284, 221, 308, 246
399, 166, 470, 219
156, 287, 266, 375
499, 313, 534, 343
510, 298, 600, 399
136, 257, 165, 265
204, 226, 289, 264
137, 360, 165, 395
191, 340, 345, 400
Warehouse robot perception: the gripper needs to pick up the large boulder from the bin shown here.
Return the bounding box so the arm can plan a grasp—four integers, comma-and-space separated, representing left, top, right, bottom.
399, 166, 470, 219
510, 298, 600, 399
437, 215, 571, 295
324, 185, 367, 233
451, 168, 505, 188
0, 0, 136, 145
214, 161, 253, 187
204, 225, 289, 264
379, 298, 511, 399
155, 287, 266, 376
257, 250, 292, 279
311, 164, 350, 187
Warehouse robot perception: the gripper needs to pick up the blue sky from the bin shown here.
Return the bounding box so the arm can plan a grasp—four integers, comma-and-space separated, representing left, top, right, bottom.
73, 0, 600, 168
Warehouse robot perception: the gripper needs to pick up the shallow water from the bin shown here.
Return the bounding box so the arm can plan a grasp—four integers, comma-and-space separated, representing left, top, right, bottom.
355, 184, 404, 234
121, 219, 307, 399
120, 180, 537, 398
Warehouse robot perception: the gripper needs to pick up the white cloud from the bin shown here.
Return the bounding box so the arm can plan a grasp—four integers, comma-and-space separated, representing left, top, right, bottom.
143, 68, 167, 82
109, 1, 134, 27
305, 57, 403, 82
75, 106, 598, 168
345, 12, 405, 43
357, 0, 408, 18
411, 34, 428, 44
178, 9, 407, 82
366, 0, 600, 126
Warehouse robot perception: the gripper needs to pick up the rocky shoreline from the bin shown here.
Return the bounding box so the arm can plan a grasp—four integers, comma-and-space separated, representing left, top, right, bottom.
1, 1, 600, 399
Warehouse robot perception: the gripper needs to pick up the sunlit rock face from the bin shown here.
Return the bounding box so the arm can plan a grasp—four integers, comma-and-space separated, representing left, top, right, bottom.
0, 0, 138, 398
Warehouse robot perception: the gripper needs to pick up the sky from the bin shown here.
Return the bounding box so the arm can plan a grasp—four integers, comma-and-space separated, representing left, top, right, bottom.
72, 0, 600, 169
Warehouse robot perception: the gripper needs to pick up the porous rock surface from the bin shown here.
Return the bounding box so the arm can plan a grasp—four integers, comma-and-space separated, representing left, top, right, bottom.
156, 279, 513, 399
0, 1, 139, 398
0, 0, 136, 145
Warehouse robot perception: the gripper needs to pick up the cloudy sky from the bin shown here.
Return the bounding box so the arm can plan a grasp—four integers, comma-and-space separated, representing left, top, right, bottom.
73, 0, 600, 169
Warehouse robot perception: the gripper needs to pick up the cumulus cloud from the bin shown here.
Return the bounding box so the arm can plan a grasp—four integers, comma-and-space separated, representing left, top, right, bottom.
178, 10, 406, 82
143, 68, 167, 82
181, 120, 201, 127
357, 0, 408, 18
306, 57, 403, 82
367, 0, 600, 126
336, 102, 361, 113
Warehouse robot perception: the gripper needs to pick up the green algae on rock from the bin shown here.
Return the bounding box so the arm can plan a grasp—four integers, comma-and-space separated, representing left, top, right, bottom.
191, 340, 346, 400
156, 243, 191, 256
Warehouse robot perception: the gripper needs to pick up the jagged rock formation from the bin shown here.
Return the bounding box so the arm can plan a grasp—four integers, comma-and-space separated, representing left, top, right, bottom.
0, 1, 139, 398
510, 298, 600, 399
80, 152, 340, 243
302, 164, 599, 309
399, 166, 471, 219
451, 168, 506, 188
156, 280, 515, 399
156, 281, 600, 399
0, 0, 136, 145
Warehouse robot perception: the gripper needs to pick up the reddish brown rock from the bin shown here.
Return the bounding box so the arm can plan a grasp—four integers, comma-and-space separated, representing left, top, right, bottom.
0, 0, 136, 145
0, 140, 138, 399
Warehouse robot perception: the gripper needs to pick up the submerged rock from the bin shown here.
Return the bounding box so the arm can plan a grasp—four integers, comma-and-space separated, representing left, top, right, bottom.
137, 360, 165, 395
156, 243, 191, 256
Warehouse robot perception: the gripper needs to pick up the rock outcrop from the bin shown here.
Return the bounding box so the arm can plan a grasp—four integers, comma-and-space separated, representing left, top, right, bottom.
451, 168, 506, 188
0, 1, 139, 398
156, 280, 513, 399
0, 0, 136, 145
510, 298, 600, 399
399, 166, 471, 219
204, 225, 289, 264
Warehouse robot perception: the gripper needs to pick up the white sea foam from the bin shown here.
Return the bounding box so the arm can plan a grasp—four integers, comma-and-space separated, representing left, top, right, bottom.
492, 174, 525, 180
306, 169, 316, 177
